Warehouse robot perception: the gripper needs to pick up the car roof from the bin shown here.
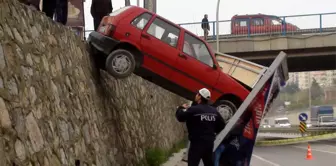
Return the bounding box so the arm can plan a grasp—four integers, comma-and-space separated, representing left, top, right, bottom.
232, 14, 279, 19
127, 6, 206, 41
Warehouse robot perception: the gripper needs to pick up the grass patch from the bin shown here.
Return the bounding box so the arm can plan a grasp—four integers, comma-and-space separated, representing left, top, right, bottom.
138, 138, 188, 166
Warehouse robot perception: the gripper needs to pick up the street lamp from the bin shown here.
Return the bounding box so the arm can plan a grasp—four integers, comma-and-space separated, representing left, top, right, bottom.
216, 0, 220, 52
308, 72, 312, 109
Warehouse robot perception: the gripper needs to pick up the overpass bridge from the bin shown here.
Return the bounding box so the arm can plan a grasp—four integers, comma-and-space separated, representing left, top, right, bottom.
179, 12, 336, 72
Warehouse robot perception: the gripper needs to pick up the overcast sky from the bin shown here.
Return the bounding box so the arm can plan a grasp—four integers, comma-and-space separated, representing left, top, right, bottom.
84, 0, 335, 35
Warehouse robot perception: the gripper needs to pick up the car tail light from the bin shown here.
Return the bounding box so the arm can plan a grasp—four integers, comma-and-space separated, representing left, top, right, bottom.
98, 24, 116, 37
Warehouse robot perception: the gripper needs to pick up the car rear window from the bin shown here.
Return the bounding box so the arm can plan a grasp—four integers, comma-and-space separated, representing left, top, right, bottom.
109, 6, 132, 16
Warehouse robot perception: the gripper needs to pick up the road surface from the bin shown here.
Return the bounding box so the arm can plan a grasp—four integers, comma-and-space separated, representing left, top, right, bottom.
165, 140, 336, 166
251, 140, 336, 166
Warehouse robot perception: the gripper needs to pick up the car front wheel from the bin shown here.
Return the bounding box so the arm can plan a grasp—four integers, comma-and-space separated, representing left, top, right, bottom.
105, 49, 136, 79
214, 100, 237, 123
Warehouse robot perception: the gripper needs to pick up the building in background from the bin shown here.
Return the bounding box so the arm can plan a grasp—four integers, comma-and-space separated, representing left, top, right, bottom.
324, 85, 336, 102
287, 72, 299, 85
294, 70, 336, 89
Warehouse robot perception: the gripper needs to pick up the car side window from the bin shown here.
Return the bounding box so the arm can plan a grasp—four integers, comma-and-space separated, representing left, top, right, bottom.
252, 18, 264, 26
271, 18, 282, 25
239, 20, 247, 26
131, 13, 152, 30
183, 41, 194, 57
183, 33, 214, 67
146, 17, 180, 48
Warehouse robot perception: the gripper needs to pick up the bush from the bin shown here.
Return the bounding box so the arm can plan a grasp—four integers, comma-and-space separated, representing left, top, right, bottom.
140, 138, 188, 166
145, 148, 168, 166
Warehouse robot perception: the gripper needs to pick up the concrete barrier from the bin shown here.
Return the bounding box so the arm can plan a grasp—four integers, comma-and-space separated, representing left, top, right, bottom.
256, 132, 336, 146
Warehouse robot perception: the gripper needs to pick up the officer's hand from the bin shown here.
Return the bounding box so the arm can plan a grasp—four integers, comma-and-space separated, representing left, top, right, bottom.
182, 103, 190, 109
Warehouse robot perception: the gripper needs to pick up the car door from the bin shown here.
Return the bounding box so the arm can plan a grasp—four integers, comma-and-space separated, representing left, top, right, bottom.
232, 19, 248, 35
140, 16, 181, 79
171, 31, 220, 95
116, 12, 153, 50
250, 17, 265, 34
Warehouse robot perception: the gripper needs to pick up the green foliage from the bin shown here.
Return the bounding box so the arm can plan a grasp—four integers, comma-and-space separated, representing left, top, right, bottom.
281, 83, 300, 94
278, 81, 336, 111
139, 138, 188, 166
310, 78, 324, 100
145, 148, 168, 166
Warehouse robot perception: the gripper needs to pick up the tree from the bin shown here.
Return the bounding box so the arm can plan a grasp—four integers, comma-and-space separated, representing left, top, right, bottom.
282, 83, 300, 94
310, 78, 324, 100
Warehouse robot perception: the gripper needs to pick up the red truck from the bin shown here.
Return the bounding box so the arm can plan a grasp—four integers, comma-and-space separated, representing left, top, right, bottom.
88, 6, 267, 123
231, 14, 299, 35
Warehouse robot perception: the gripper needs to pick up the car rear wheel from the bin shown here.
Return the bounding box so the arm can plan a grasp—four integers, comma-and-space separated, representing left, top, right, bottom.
105, 49, 136, 79
214, 100, 237, 123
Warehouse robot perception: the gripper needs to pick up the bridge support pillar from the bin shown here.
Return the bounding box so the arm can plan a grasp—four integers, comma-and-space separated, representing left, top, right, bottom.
144, 0, 156, 13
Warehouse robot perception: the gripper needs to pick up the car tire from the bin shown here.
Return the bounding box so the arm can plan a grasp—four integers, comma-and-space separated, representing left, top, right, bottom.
105, 49, 136, 79
214, 100, 237, 123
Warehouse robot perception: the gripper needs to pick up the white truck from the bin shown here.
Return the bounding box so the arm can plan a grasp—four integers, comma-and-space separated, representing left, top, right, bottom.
311, 105, 336, 127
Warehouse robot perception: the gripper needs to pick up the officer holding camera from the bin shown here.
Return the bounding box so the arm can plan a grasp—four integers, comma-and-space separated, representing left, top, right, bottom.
176, 88, 225, 166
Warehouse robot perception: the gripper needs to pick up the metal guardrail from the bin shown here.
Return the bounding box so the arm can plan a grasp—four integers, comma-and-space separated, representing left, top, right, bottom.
178, 12, 336, 39
206, 27, 336, 40
84, 12, 336, 40
256, 132, 336, 146
259, 127, 336, 136
260, 126, 336, 131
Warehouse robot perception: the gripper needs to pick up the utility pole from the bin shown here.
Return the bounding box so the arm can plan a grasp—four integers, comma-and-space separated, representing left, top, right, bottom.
308, 72, 312, 109
125, 0, 130, 6
216, 0, 221, 52
144, 0, 156, 13
137, 0, 140, 6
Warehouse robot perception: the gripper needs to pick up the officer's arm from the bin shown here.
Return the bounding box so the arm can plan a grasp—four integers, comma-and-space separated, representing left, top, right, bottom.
215, 112, 226, 134
175, 106, 194, 122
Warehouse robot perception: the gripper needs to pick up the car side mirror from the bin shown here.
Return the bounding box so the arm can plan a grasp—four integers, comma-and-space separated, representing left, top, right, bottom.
213, 64, 217, 69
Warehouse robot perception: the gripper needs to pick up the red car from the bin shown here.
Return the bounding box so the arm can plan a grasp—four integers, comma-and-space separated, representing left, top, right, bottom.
231, 14, 299, 35
88, 6, 252, 123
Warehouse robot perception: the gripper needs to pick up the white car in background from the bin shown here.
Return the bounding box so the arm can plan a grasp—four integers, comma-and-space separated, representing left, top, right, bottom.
274, 117, 291, 128
261, 123, 271, 128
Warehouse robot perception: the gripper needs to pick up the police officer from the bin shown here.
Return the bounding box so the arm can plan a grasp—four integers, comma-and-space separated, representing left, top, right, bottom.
176, 88, 225, 166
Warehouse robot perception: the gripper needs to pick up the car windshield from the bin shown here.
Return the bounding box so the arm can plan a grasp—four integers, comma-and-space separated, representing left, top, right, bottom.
109, 6, 132, 16
270, 17, 282, 25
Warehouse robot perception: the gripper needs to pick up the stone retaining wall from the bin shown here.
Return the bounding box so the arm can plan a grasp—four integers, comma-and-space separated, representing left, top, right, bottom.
0, 0, 186, 165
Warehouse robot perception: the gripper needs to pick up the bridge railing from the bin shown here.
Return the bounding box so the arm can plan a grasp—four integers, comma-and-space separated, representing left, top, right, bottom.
178, 12, 336, 40
84, 12, 336, 40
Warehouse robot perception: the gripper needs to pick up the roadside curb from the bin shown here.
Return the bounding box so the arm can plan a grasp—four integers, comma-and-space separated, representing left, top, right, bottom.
256, 132, 336, 146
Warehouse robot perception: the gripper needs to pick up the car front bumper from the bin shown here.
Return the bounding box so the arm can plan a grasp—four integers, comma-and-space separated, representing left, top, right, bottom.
87, 31, 119, 56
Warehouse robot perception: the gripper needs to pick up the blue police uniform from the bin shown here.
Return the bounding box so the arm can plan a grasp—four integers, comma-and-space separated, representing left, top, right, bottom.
176, 103, 225, 166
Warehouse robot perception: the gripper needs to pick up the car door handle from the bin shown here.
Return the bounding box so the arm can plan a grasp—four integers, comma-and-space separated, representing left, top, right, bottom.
178, 53, 187, 59
141, 34, 150, 40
